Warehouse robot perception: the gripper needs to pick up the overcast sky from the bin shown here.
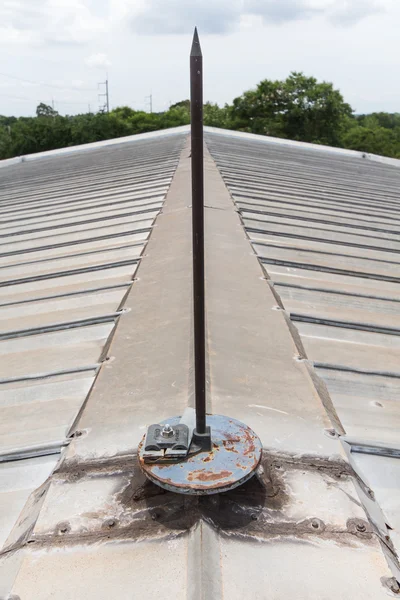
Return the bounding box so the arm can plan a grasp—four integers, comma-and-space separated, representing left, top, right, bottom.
0, 0, 398, 116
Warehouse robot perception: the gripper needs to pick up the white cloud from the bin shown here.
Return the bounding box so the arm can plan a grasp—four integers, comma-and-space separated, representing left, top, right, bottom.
0, 0, 108, 46
85, 53, 112, 68
325, 0, 383, 25
130, 0, 386, 34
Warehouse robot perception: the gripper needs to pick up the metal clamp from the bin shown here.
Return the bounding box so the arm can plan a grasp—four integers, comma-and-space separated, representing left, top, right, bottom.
142, 408, 198, 463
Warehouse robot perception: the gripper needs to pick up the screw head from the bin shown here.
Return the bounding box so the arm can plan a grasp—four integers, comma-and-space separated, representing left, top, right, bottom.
161, 424, 174, 438
356, 523, 367, 533
386, 577, 400, 594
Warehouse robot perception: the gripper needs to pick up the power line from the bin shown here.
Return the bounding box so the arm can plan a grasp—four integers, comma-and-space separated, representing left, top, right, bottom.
55, 99, 96, 106
0, 71, 96, 92
0, 93, 96, 106
0, 93, 33, 102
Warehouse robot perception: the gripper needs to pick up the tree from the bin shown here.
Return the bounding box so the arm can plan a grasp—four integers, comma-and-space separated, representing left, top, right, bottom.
170, 99, 190, 111
203, 102, 230, 128
341, 121, 400, 158
1, 82, 400, 161
36, 103, 59, 118
229, 72, 353, 146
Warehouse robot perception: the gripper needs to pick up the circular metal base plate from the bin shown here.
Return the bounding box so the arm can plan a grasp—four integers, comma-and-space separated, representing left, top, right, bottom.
139, 415, 262, 495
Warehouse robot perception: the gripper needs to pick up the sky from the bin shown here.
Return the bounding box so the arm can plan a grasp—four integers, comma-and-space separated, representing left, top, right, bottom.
0, 0, 399, 117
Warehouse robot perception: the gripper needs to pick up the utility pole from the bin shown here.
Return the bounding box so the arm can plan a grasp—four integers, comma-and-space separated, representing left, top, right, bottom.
98, 77, 110, 113
145, 92, 153, 113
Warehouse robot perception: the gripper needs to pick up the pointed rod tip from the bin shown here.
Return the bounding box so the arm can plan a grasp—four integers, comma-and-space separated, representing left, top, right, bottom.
191, 26, 202, 57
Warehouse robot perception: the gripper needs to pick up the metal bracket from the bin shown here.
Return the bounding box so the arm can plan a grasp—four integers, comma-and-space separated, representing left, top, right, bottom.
143, 423, 189, 462
142, 408, 199, 463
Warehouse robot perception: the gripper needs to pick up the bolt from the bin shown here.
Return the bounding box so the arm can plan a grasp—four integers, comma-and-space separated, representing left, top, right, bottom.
105, 519, 116, 529
325, 428, 337, 438
251, 513, 258, 521
161, 424, 174, 438
151, 512, 159, 520
311, 519, 320, 530
58, 522, 70, 534
386, 578, 400, 594
356, 523, 367, 533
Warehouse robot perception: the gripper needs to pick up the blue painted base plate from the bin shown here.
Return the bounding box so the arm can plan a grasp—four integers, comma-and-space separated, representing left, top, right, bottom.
139, 415, 262, 495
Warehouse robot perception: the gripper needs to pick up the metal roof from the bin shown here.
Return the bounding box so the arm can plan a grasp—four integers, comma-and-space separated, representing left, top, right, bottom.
0, 131, 186, 592
0, 127, 399, 599
206, 129, 400, 585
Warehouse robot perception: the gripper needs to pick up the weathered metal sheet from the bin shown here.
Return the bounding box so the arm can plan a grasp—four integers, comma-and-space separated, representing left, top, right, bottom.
0, 455, 58, 549
206, 129, 400, 582
0, 373, 95, 453
1, 128, 399, 598
63, 143, 194, 462
0, 131, 186, 573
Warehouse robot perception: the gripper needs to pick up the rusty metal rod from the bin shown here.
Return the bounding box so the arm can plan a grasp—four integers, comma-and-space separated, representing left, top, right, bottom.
190, 28, 206, 435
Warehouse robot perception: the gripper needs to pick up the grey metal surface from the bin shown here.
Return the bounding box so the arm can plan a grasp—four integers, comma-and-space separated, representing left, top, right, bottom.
206, 129, 400, 583
0, 454, 58, 550
0, 130, 398, 599
0, 132, 185, 564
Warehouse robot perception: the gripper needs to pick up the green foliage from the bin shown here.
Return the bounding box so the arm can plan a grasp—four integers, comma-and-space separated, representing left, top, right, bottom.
0, 102, 190, 159
203, 102, 230, 128
1, 82, 400, 160
229, 72, 352, 146
36, 103, 59, 118
169, 99, 190, 111
341, 119, 400, 158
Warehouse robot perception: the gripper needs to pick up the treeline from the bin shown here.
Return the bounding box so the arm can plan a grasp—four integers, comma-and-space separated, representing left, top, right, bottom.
1, 73, 400, 160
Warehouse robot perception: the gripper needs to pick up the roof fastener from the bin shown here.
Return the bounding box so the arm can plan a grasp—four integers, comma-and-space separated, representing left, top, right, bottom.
356, 523, 367, 533
311, 519, 321, 529
161, 424, 174, 438
385, 578, 400, 594
104, 518, 117, 529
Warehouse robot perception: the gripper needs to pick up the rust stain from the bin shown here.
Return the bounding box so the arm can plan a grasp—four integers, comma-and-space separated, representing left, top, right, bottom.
187, 469, 233, 483
202, 455, 213, 463
222, 440, 239, 453
236, 462, 249, 471
224, 434, 240, 443
243, 429, 256, 456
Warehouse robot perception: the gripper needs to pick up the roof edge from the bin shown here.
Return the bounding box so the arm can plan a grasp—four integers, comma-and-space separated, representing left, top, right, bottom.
204, 126, 400, 169
0, 125, 190, 169
2, 123, 399, 170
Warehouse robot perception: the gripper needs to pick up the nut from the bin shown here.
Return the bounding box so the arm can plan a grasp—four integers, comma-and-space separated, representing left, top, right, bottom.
161, 424, 174, 438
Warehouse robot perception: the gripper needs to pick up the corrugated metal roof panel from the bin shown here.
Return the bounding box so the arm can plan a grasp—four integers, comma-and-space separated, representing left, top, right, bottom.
0, 131, 186, 570
1, 128, 399, 598
206, 129, 400, 580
